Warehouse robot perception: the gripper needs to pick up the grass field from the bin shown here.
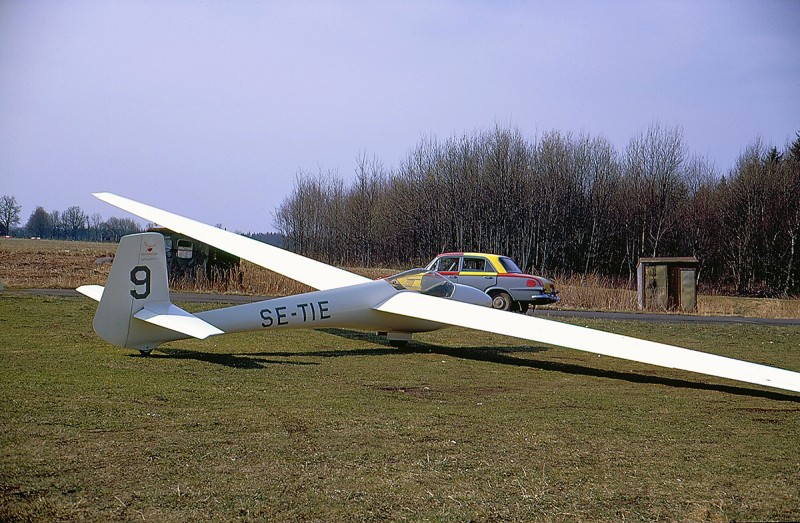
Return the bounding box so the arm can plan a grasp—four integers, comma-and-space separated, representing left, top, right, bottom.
1, 294, 799, 522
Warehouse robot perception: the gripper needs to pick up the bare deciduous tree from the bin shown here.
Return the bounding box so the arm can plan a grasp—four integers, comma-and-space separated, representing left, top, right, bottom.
62, 205, 88, 240
272, 125, 800, 295
0, 195, 22, 236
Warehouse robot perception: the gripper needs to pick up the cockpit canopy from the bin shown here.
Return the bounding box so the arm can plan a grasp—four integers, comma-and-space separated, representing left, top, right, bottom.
384, 269, 455, 298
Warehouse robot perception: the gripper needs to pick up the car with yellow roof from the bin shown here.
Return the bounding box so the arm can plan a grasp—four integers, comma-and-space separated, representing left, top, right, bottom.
426, 252, 559, 312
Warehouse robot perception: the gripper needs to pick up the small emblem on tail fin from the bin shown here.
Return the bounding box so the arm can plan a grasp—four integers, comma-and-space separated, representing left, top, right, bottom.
141, 237, 159, 258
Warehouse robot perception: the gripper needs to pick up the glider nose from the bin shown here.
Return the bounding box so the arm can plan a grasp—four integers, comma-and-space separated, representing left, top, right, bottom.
451, 283, 493, 307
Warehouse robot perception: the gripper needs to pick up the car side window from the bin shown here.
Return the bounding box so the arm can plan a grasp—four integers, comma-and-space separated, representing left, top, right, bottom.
498, 256, 523, 273
436, 257, 460, 272
462, 257, 494, 272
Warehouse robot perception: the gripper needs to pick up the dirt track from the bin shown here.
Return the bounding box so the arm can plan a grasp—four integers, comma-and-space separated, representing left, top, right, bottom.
11, 288, 800, 327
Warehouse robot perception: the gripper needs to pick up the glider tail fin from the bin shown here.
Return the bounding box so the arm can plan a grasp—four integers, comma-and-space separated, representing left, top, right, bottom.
85, 232, 222, 351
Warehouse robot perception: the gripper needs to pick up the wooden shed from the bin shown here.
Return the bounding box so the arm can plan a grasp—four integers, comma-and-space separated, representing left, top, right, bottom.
637, 257, 699, 312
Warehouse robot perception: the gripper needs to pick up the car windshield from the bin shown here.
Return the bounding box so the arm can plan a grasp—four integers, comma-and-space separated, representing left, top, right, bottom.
385, 269, 455, 298
499, 257, 523, 273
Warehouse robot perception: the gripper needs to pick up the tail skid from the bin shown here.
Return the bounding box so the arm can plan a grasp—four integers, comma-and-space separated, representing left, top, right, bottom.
80, 233, 222, 351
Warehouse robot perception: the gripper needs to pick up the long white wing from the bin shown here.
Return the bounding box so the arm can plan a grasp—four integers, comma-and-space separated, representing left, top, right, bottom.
375, 292, 800, 393
93, 192, 370, 291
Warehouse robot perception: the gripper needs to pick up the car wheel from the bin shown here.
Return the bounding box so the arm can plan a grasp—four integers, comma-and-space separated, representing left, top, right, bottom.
490, 291, 513, 311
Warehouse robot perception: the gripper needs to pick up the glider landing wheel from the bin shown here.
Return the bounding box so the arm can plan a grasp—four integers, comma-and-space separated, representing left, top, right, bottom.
490, 291, 513, 311
138, 349, 153, 357
387, 332, 412, 348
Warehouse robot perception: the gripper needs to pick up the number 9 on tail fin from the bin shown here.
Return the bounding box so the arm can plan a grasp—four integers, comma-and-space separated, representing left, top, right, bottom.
78, 232, 222, 352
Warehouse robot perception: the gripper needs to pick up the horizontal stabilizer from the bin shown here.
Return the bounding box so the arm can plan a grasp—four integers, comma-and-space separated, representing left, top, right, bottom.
76, 284, 104, 302
134, 302, 224, 340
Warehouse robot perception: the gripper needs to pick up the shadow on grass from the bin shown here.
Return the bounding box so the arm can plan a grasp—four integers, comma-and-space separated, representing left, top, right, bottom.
310, 328, 800, 403
134, 348, 319, 370
142, 328, 800, 402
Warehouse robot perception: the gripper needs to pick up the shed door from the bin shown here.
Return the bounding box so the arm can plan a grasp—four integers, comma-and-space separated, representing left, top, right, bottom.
644, 265, 668, 309
680, 269, 697, 312
668, 267, 681, 310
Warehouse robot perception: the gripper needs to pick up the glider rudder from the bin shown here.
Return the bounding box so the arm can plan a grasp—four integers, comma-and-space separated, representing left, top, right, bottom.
91, 232, 224, 351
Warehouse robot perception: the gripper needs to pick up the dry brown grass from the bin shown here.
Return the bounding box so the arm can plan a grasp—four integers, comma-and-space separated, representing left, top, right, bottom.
697, 294, 800, 319
0, 238, 114, 289
552, 273, 638, 311
0, 238, 397, 297
550, 273, 800, 318
3, 238, 799, 318
160, 262, 400, 296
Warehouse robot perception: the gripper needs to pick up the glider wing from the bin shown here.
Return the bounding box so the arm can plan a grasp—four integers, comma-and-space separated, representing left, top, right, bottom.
375, 292, 800, 393
93, 192, 371, 291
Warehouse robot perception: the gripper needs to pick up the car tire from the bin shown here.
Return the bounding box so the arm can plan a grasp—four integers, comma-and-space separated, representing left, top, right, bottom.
490, 291, 513, 311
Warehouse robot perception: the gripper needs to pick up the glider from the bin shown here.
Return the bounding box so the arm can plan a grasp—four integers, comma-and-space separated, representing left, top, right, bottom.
78, 193, 800, 394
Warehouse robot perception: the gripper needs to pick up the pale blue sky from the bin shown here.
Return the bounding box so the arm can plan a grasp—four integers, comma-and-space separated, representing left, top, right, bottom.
2, 0, 799, 232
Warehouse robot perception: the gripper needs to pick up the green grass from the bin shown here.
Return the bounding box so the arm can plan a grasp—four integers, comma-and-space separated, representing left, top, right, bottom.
1, 295, 799, 522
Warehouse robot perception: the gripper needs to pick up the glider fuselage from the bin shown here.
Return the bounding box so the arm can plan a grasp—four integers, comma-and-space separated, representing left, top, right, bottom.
197, 279, 446, 335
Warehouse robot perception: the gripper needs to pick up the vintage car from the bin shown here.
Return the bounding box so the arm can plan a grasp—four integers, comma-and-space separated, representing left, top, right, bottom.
425, 252, 559, 312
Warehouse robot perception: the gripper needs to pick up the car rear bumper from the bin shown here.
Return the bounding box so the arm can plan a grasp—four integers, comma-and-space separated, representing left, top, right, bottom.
509, 288, 560, 305
529, 293, 560, 305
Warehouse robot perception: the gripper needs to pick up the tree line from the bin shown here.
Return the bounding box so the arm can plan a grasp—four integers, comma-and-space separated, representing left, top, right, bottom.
275, 124, 800, 296
0, 199, 142, 243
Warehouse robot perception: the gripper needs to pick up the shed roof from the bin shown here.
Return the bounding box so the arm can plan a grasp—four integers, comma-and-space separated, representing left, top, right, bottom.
637, 257, 698, 266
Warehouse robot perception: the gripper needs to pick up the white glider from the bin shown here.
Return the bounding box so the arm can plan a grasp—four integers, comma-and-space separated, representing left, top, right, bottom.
77, 193, 800, 394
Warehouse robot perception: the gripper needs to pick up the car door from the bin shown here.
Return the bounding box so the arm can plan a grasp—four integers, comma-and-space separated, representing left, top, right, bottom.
432, 255, 461, 282
458, 256, 497, 292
